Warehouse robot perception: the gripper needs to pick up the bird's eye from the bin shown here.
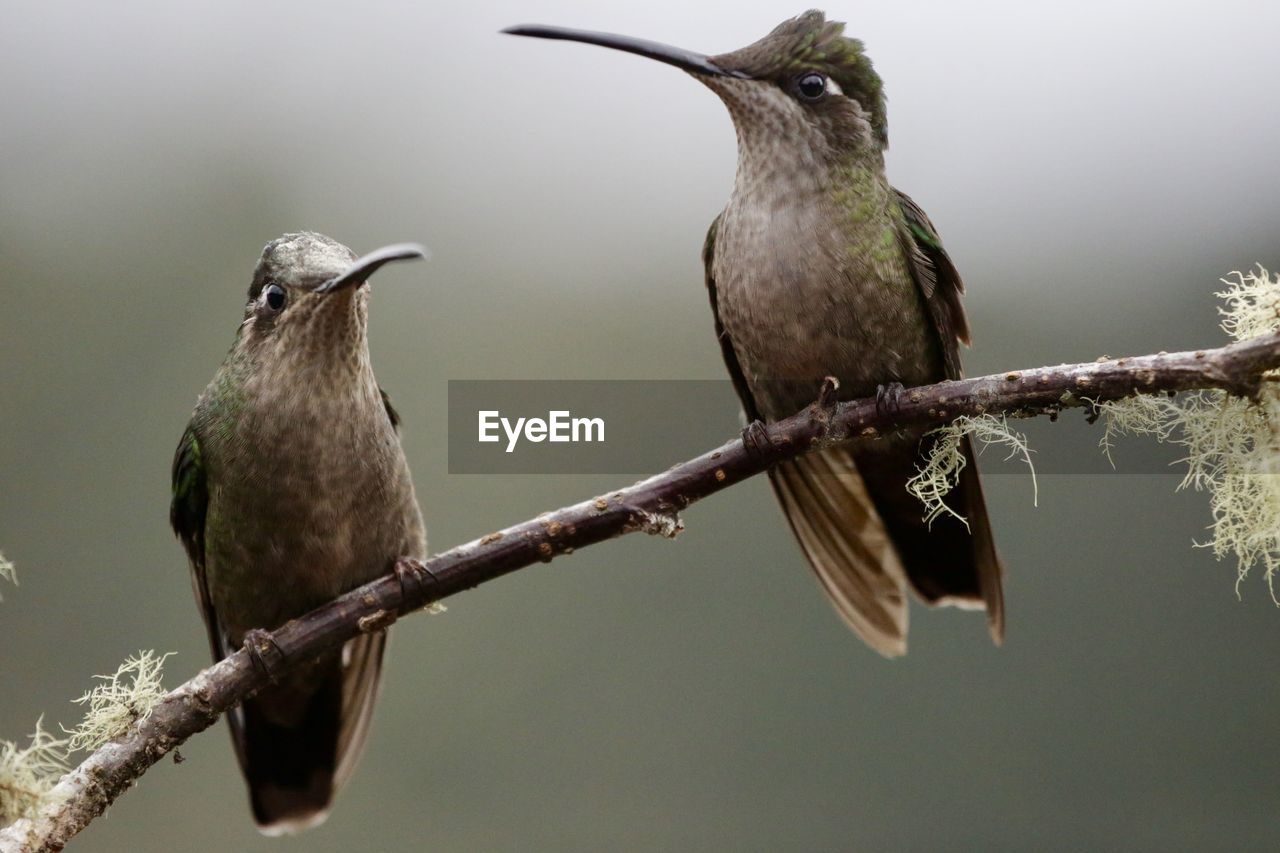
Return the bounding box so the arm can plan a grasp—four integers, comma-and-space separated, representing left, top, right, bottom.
796, 72, 827, 101
263, 283, 287, 312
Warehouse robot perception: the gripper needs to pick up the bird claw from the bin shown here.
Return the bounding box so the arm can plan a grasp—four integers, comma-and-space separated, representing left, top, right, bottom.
242, 628, 286, 683
815, 376, 840, 413
800, 376, 844, 443
876, 382, 906, 419
741, 419, 776, 460
394, 557, 441, 613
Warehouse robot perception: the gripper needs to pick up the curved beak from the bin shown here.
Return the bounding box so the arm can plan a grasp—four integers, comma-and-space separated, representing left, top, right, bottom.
315, 243, 428, 295
501, 24, 746, 78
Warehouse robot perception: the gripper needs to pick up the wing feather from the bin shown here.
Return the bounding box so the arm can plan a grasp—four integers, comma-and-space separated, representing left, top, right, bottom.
894, 189, 970, 376
170, 424, 226, 660
894, 189, 1005, 640
702, 215, 762, 422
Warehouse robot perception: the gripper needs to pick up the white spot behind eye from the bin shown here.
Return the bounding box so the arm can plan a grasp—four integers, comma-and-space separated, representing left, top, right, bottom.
827, 77, 845, 97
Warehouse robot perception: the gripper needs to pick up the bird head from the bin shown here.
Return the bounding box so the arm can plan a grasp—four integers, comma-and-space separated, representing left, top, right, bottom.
504, 10, 887, 164
235, 232, 426, 372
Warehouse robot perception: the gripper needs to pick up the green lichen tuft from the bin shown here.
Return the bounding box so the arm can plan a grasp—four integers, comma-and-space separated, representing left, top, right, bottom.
907, 415, 1038, 528
0, 719, 69, 824
0, 651, 172, 824
0, 552, 14, 602
65, 651, 172, 752
1101, 266, 1280, 597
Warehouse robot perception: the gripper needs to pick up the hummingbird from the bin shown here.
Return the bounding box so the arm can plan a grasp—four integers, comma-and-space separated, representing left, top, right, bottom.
504, 11, 1003, 656
170, 232, 427, 833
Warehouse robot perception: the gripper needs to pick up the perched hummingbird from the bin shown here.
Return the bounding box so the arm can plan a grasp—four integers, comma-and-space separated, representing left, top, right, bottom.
170, 233, 427, 833
505, 11, 1003, 656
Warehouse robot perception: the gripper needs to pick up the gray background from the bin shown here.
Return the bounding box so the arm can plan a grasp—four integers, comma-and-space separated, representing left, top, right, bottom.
2, 0, 1278, 850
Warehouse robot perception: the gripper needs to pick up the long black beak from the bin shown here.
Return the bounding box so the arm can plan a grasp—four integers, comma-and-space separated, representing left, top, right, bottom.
315, 243, 428, 295
501, 24, 747, 78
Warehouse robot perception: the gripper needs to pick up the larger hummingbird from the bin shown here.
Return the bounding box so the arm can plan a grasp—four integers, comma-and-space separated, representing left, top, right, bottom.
170, 232, 427, 832
505, 11, 1003, 656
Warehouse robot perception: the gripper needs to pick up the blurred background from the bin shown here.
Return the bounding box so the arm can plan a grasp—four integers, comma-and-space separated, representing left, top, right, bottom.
2, 0, 1278, 849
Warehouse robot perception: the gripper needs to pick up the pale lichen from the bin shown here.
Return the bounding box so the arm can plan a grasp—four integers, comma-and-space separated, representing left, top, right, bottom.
907, 414, 1038, 529
1100, 266, 1280, 597
0, 719, 69, 824
64, 651, 172, 752
0, 652, 171, 825
1218, 265, 1280, 342
0, 552, 15, 602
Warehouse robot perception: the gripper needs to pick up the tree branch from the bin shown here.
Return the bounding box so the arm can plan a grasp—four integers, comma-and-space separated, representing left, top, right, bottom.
3, 332, 1278, 852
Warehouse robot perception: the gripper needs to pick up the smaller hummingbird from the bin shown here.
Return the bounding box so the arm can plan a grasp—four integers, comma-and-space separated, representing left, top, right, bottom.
170, 233, 427, 833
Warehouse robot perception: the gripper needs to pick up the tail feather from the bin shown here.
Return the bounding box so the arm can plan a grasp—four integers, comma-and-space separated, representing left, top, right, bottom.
230, 631, 386, 835
957, 436, 1005, 642
856, 436, 1004, 641
770, 440, 1004, 655
770, 450, 909, 657
336, 629, 386, 792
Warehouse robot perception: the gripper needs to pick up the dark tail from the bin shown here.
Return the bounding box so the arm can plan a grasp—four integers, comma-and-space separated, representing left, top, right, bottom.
229, 632, 386, 835
769, 439, 1003, 656
855, 435, 1004, 642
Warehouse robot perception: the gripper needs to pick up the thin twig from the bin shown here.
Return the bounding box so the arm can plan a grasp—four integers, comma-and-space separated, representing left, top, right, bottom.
3, 332, 1278, 852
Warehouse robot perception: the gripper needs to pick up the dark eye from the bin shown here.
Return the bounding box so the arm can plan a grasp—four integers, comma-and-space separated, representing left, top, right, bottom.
263, 283, 287, 312
796, 72, 827, 101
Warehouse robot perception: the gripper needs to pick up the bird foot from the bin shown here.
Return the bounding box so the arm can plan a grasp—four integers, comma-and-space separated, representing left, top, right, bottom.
815, 376, 840, 413
803, 376, 843, 443
741, 419, 777, 460
876, 382, 906, 419
395, 557, 442, 613
242, 628, 286, 683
